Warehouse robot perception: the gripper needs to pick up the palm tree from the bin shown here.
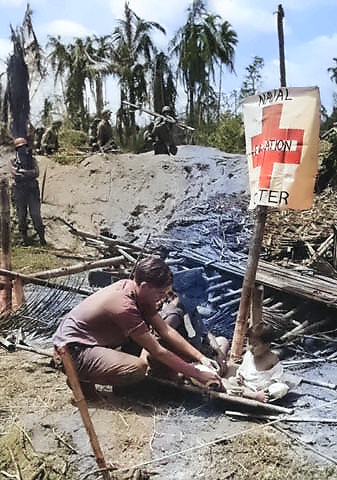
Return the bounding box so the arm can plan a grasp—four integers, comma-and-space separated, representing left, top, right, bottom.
111, 2, 166, 143
84, 35, 115, 117
240, 56, 265, 99
170, 0, 237, 125
48, 36, 92, 129
4, 4, 45, 135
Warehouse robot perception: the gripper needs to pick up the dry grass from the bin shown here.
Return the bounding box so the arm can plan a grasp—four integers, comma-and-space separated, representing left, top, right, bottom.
205, 428, 337, 479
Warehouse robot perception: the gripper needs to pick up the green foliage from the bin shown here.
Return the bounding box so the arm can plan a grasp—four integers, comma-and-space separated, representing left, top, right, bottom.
195, 111, 245, 153
11, 244, 71, 272
51, 127, 88, 164
59, 127, 87, 149
320, 105, 337, 134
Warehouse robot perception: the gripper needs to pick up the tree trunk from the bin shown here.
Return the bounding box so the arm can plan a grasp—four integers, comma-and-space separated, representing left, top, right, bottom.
95, 75, 104, 117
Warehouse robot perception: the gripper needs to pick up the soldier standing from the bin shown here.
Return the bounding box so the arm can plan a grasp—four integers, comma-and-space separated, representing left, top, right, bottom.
10, 137, 46, 246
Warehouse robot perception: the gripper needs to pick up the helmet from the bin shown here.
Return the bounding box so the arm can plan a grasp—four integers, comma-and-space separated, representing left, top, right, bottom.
14, 137, 27, 148
102, 110, 111, 119
162, 106, 172, 115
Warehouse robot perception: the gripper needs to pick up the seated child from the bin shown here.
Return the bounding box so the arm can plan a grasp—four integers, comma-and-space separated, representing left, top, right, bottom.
227, 323, 289, 403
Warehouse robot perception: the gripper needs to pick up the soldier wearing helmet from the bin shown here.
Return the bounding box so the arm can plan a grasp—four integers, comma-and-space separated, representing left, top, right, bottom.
97, 110, 118, 153
41, 121, 61, 155
10, 137, 46, 246
151, 105, 177, 156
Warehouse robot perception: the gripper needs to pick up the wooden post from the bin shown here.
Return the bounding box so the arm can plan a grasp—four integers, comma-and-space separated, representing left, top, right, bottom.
57, 345, 111, 480
0, 177, 12, 313
277, 4, 286, 88
230, 206, 267, 360
12, 277, 25, 310
230, 6, 286, 360
251, 284, 264, 327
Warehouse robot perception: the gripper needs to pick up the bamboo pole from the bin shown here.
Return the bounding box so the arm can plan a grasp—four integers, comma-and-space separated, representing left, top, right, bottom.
57, 345, 111, 480
251, 284, 264, 327
230, 5, 287, 360
0, 267, 92, 296
0, 177, 13, 313
27, 255, 125, 280
145, 375, 293, 415
230, 206, 267, 359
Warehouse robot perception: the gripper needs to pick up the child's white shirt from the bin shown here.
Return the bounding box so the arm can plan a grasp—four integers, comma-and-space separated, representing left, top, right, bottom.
236, 350, 285, 392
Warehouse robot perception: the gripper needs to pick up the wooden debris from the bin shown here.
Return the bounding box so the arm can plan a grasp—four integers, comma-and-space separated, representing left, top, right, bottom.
28, 255, 125, 280
145, 375, 293, 415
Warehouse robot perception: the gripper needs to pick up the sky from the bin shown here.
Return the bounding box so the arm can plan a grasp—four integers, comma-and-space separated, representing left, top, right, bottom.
1, 0, 337, 120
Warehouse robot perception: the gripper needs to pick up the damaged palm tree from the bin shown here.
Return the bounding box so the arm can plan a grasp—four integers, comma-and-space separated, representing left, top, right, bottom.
6, 4, 45, 138
7, 30, 30, 139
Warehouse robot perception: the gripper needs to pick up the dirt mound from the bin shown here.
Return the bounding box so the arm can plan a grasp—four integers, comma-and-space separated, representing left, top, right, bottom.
37, 145, 248, 249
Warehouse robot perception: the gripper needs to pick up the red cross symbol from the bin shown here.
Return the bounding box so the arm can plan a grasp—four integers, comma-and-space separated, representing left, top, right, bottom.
251, 103, 304, 189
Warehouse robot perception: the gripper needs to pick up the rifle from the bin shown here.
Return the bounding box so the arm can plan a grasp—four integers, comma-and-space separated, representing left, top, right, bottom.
122, 101, 195, 131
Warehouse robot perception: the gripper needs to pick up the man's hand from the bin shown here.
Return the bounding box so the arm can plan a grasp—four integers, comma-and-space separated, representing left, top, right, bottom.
200, 356, 220, 374
191, 362, 222, 390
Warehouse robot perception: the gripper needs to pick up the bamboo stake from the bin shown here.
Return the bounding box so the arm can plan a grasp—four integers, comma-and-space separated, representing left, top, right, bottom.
282, 358, 333, 367
57, 345, 111, 480
0, 177, 12, 313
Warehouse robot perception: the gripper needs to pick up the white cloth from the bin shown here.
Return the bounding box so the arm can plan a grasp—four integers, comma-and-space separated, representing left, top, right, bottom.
237, 350, 286, 392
